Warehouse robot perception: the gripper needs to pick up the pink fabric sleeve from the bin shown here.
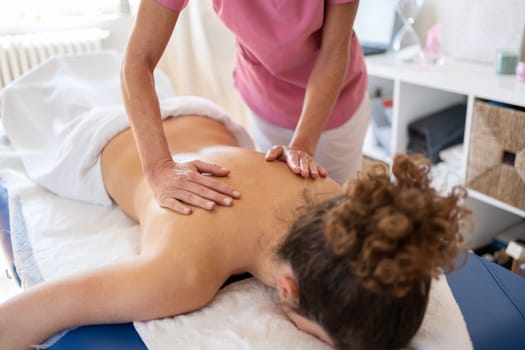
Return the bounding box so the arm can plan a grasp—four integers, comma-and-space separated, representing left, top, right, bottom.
152, 0, 189, 11
327, 0, 355, 3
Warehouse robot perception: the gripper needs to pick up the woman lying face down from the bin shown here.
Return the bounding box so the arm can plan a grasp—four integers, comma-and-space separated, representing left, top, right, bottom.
0, 115, 469, 350
277, 154, 470, 349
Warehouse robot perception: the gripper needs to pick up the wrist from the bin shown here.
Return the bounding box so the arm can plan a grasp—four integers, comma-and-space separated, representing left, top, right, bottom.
143, 157, 174, 182
289, 139, 316, 156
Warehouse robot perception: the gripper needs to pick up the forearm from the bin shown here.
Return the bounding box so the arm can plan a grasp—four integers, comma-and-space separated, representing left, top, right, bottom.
121, 58, 172, 179
120, 0, 181, 180
291, 1, 358, 155
291, 50, 349, 154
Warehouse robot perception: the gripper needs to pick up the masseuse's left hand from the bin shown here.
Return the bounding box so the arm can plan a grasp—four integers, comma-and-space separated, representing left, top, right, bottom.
265, 145, 328, 179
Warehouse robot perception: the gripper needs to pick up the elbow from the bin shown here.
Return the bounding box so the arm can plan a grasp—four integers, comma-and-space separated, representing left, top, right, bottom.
120, 54, 154, 98
317, 40, 350, 74
120, 52, 154, 81
120, 55, 141, 87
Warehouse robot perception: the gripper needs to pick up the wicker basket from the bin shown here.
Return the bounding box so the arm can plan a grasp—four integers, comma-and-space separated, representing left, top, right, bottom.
466, 100, 525, 210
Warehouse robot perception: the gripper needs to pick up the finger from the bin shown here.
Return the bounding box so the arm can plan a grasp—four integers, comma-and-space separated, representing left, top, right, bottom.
182, 180, 235, 207
299, 156, 310, 177
172, 189, 217, 211
286, 150, 302, 174
317, 164, 328, 178
191, 172, 241, 199
158, 197, 193, 215
309, 162, 320, 179
192, 160, 230, 177
265, 145, 284, 161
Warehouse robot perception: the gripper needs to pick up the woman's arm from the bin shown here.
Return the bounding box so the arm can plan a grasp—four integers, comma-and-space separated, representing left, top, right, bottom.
265, 1, 360, 179
0, 230, 222, 350
121, 0, 240, 215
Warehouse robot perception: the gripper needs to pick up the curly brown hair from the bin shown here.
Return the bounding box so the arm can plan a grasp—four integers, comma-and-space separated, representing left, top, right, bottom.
277, 154, 471, 350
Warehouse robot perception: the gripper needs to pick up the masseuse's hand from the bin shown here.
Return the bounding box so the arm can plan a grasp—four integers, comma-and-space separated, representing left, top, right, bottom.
150, 159, 240, 215
265, 145, 328, 179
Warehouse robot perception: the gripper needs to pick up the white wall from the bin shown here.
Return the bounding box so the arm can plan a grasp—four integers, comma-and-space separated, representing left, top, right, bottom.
414, 0, 525, 63
102, 16, 134, 53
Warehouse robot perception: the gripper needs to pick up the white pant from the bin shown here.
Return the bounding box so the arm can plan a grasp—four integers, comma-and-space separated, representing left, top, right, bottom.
248, 95, 371, 184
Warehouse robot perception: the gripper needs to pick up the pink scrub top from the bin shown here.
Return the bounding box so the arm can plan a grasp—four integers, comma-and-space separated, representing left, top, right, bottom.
154, 0, 367, 130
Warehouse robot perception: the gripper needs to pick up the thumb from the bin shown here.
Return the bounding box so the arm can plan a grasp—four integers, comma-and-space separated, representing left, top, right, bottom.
265, 145, 284, 161
192, 160, 230, 176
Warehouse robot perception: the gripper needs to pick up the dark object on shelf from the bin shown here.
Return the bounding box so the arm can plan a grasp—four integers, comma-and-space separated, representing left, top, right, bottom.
407, 104, 467, 163
362, 46, 387, 56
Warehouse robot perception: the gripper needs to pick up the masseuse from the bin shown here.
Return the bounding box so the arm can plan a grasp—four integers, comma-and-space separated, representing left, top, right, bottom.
121, 0, 369, 214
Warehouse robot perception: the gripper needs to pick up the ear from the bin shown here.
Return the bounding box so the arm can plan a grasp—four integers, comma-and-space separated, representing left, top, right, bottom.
276, 275, 299, 306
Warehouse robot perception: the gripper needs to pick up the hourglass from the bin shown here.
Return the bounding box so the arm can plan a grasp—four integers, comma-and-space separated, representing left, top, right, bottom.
392, 0, 424, 57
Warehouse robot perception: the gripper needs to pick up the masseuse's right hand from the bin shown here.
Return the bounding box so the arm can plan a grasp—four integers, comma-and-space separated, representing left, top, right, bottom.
150, 159, 240, 215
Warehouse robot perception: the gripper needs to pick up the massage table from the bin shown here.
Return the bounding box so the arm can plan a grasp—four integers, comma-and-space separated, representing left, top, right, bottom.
2, 184, 525, 349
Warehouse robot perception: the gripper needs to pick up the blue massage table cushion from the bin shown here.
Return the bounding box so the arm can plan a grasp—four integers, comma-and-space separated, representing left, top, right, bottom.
1, 184, 524, 349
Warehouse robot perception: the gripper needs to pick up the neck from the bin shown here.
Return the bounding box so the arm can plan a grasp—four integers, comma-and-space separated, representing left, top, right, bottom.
250, 246, 288, 289
244, 220, 291, 288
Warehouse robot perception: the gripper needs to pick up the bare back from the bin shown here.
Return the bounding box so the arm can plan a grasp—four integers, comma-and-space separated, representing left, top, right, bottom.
100, 116, 341, 311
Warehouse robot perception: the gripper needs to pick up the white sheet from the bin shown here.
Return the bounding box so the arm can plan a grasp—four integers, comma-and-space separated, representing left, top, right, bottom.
0, 52, 472, 350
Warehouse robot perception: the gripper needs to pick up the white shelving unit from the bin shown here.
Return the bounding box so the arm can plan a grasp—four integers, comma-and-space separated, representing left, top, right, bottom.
364, 53, 525, 248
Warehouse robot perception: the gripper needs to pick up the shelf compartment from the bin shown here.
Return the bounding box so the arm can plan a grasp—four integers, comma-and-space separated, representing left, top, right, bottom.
394, 82, 467, 156
466, 99, 525, 212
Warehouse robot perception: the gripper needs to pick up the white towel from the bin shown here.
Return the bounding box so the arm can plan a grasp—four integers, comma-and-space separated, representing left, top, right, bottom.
0, 51, 254, 206
0, 52, 472, 349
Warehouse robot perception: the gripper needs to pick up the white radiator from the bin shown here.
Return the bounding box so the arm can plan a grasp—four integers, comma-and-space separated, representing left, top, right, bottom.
0, 28, 109, 89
